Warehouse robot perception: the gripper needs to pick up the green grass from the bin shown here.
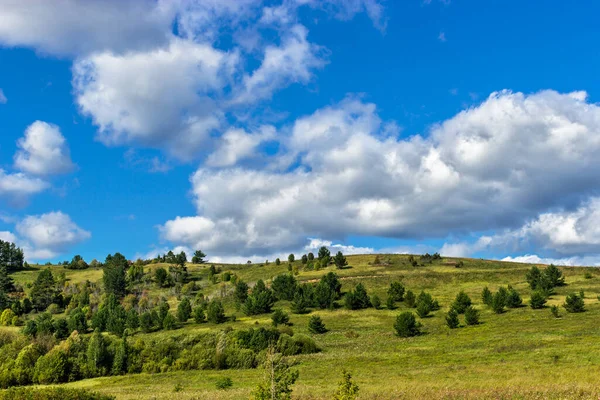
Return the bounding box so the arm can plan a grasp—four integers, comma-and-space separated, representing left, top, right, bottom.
8, 255, 600, 399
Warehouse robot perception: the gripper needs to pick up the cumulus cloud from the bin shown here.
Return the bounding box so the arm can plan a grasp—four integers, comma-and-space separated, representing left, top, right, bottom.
0, 231, 16, 243
0, 169, 49, 204
206, 126, 275, 167
15, 211, 90, 260
304, 238, 374, 255
14, 121, 75, 176
159, 90, 600, 258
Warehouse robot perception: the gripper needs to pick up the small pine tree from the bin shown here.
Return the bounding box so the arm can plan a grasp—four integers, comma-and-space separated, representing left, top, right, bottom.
416, 301, 430, 318
550, 305, 560, 318
464, 306, 479, 325
386, 296, 396, 310
176, 297, 192, 322
207, 299, 227, 323
371, 294, 381, 310
87, 329, 108, 377
451, 291, 472, 314
308, 315, 327, 334
404, 290, 416, 308
275, 258, 281, 265
505, 286, 523, 308
252, 346, 299, 400
333, 369, 359, 400
529, 291, 547, 309
445, 309, 459, 329
388, 282, 405, 302
563, 293, 585, 313
481, 287, 493, 306
288, 254, 295, 263
394, 312, 421, 337
271, 309, 290, 327
491, 292, 505, 314
193, 306, 205, 323
334, 251, 347, 269
162, 312, 177, 330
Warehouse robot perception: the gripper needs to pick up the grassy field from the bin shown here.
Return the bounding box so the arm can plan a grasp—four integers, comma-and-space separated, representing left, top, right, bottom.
7, 255, 600, 399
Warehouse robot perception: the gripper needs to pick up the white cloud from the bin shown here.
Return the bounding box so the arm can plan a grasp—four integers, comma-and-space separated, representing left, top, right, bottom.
14, 121, 75, 176
0, 169, 49, 204
16, 212, 90, 256
304, 238, 374, 255
206, 126, 275, 167
73, 38, 238, 160
0, 0, 173, 56
0, 231, 16, 243
160, 90, 600, 258
0, 89, 6, 104
501, 254, 600, 267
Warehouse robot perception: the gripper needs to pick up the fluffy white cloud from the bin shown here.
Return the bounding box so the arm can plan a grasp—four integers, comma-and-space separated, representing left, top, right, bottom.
501, 254, 600, 267
160, 90, 600, 257
0, 169, 49, 204
14, 121, 75, 176
16, 212, 90, 257
304, 238, 374, 255
206, 126, 275, 167
0, 89, 6, 104
73, 38, 238, 160
0, 231, 16, 243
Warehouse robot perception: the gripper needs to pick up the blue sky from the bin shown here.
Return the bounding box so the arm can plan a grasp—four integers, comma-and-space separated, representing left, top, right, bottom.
2, 0, 600, 265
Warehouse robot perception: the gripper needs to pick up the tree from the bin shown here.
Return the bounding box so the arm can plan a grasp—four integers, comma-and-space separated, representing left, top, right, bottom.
0, 265, 15, 293
112, 335, 128, 375
288, 254, 295, 263
371, 294, 381, 309
177, 297, 192, 322
207, 299, 226, 323
162, 312, 177, 330
464, 306, 479, 325
386, 296, 396, 310
275, 258, 281, 266
334, 251, 347, 269
491, 291, 505, 314
308, 315, 327, 334
234, 280, 249, 304
68, 308, 87, 333
318, 246, 331, 265
0, 239, 24, 272
333, 370, 359, 400
344, 283, 371, 310
176, 251, 187, 267
301, 255, 308, 265
271, 274, 298, 301
140, 312, 153, 332
505, 286, 523, 308
308, 252, 315, 261
126, 309, 139, 330
445, 309, 459, 329
103, 253, 127, 298
545, 264, 565, 287
192, 250, 207, 264
404, 290, 416, 308
563, 292, 585, 313
244, 280, 275, 315
526, 266, 542, 290
481, 287, 493, 306
252, 346, 299, 400
87, 329, 108, 377
193, 306, 205, 323
154, 267, 169, 287
290, 285, 312, 314
271, 309, 290, 327
388, 282, 405, 302
394, 312, 421, 337
30, 269, 59, 311
451, 291, 472, 314
529, 291, 547, 309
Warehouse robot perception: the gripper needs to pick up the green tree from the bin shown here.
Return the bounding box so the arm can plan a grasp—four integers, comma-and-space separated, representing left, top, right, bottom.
464, 306, 479, 325
112, 334, 128, 375
177, 297, 192, 322
207, 299, 226, 323
193, 306, 205, 323
53, 318, 69, 339
563, 292, 585, 313
103, 253, 127, 298
301, 254, 308, 264
386, 296, 396, 310
491, 291, 505, 314
308, 315, 327, 334
87, 329, 108, 377
154, 267, 169, 287
344, 283, 371, 310
332, 370, 359, 400
333, 251, 347, 269
394, 312, 421, 337
191, 250, 206, 264
139, 312, 153, 333
529, 291, 547, 309
162, 312, 177, 330
234, 280, 249, 304
275, 258, 281, 265
252, 346, 299, 400
271, 309, 290, 327
30, 269, 59, 311
481, 286, 493, 306
404, 290, 416, 308
371, 294, 381, 309
318, 246, 331, 265
125, 308, 139, 330
308, 252, 315, 261
451, 291, 472, 314
505, 286, 523, 308
544, 264, 565, 287
288, 254, 295, 263
271, 274, 298, 301
68, 307, 87, 333
445, 309, 459, 329
387, 282, 405, 302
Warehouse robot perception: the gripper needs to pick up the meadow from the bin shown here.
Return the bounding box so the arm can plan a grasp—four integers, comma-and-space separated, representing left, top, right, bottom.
4, 254, 600, 399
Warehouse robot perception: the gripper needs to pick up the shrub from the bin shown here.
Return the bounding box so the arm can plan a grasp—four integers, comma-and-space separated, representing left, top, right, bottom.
177, 297, 192, 322
394, 312, 421, 337
387, 282, 405, 302
215, 377, 233, 390
308, 315, 327, 334
162, 313, 177, 330
0, 388, 115, 400
481, 287, 493, 306
46, 303, 61, 315
451, 291, 471, 314
505, 286, 523, 308
550, 305, 560, 318
491, 292, 505, 314
344, 283, 371, 310
34, 347, 69, 384
271, 274, 298, 301
529, 291, 547, 309
464, 306, 479, 325
584, 271, 593, 279
333, 369, 359, 400
563, 293, 585, 313
271, 309, 290, 327
207, 300, 227, 324
0, 309, 15, 326
371, 295, 381, 309
193, 306, 205, 323
386, 296, 396, 310
445, 309, 459, 329
404, 290, 416, 308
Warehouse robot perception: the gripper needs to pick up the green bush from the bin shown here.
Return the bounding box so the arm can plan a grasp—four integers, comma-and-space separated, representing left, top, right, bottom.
563, 293, 585, 313
207, 300, 227, 324
451, 291, 471, 314
394, 312, 421, 337
481, 287, 493, 306
464, 306, 479, 325
529, 291, 547, 309
308, 315, 327, 334
550, 305, 560, 318
505, 286, 523, 308
0, 388, 115, 400
271, 309, 290, 327
445, 309, 459, 329
491, 291, 505, 314
371, 294, 381, 310
215, 376, 233, 390
388, 281, 405, 301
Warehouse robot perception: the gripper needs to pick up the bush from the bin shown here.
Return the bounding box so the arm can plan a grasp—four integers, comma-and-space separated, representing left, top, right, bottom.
505, 286, 523, 308
0, 388, 115, 400
481, 287, 493, 306
344, 283, 371, 310
0, 309, 15, 326
387, 282, 405, 302
394, 312, 421, 337
451, 291, 471, 314
529, 291, 547, 309
271, 309, 290, 327
193, 306, 205, 323
162, 313, 177, 330
207, 300, 227, 324
404, 290, 416, 308
550, 305, 560, 318
332, 369, 359, 400
215, 376, 233, 390
491, 291, 505, 314
445, 309, 459, 329
563, 293, 585, 313
308, 315, 327, 334
386, 296, 396, 310
371, 294, 381, 309
464, 306, 479, 325
177, 297, 192, 322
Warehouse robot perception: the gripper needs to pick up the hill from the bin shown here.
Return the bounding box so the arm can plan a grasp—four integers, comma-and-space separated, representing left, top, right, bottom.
2, 254, 600, 399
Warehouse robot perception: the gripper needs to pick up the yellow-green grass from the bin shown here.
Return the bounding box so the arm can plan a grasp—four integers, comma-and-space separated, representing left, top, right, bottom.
7, 255, 600, 399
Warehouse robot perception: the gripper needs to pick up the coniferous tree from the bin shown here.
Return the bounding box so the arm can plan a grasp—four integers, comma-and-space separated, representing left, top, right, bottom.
308, 315, 327, 334
451, 291, 472, 314
491, 291, 505, 314
271, 309, 290, 327
404, 290, 416, 308
445, 309, 459, 329
30, 269, 59, 311
334, 251, 347, 269
177, 297, 192, 322
529, 291, 547, 309
333, 369, 359, 400
191, 250, 206, 264
207, 299, 226, 323
563, 292, 585, 313
464, 306, 480, 325
481, 287, 493, 306
318, 246, 331, 265
87, 329, 108, 377
112, 335, 128, 375
387, 282, 405, 302
505, 286, 523, 308
103, 253, 127, 298
193, 306, 205, 323
394, 312, 421, 337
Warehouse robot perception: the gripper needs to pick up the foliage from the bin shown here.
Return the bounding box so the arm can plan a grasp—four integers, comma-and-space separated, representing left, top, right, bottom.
451, 291, 472, 314
288, 254, 295, 263
464, 306, 480, 325
271, 309, 290, 327
344, 283, 371, 310
271, 274, 298, 301
176, 297, 192, 322
505, 286, 523, 308
404, 290, 416, 308
551, 305, 560, 318
215, 376, 233, 390
318, 246, 331, 265
308, 315, 327, 334
388, 281, 405, 302
207, 300, 227, 323
252, 346, 299, 400
30, 269, 59, 312
563, 293, 585, 313
102, 253, 127, 298
243, 280, 275, 315
371, 294, 381, 309
0, 387, 114, 400
191, 250, 206, 264
491, 291, 505, 314
394, 312, 421, 337
334, 251, 348, 269
529, 291, 547, 309
481, 287, 493, 306
445, 309, 459, 329
332, 369, 360, 400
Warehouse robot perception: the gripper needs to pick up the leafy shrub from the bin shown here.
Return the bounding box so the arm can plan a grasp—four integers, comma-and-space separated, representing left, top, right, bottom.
464, 306, 479, 325
404, 290, 416, 308
550, 305, 560, 318
308, 315, 327, 334
386, 296, 396, 310
271, 309, 290, 327
394, 312, 421, 337
344, 283, 371, 310
563, 293, 585, 313
529, 291, 547, 309
215, 377, 233, 390
333, 369, 359, 400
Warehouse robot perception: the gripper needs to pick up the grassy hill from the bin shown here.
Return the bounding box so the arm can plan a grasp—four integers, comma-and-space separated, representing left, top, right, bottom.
4, 254, 600, 399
